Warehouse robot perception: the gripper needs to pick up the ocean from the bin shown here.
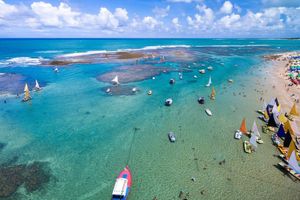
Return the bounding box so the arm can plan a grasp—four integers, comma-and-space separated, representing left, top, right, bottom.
0, 39, 300, 199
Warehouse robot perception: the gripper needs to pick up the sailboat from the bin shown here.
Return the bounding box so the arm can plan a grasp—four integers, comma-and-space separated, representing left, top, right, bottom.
34, 80, 42, 91
206, 76, 212, 87
112, 75, 120, 85
251, 121, 263, 144
278, 151, 300, 181
22, 83, 31, 102
210, 87, 216, 100
234, 118, 247, 139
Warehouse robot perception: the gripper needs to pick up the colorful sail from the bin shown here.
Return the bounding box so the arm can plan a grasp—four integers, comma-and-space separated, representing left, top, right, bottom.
23, 83, 31, 101
288, 151, 300, 174
206, 76, 212, 87
250, 134, 258, 149
210, 87, 216, 100
251, 121, 260, 137
290, 103, 299, 116
267, 113, 279, 127
263, 110, 269, 120
277, 124, 286, 138
240, 118, 247, 134
283, 131, 292, 148
278, 113, 287, 124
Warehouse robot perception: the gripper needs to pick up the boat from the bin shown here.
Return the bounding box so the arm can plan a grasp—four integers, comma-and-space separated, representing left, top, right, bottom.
205, 109, 212, 116
278, 144, 288, 154
106, 88, 111, 93
239, 118, 248, 135
206, 76, 212, 87
277, 162, 300, 181
243, 141, 252, 154
147, 90, 152, 95
234, 130, 242, 140
290, 103, 299, 116
199, 69, 205, 74
112, 166, 132, 200
168, 132, 176, 142
179, 75, 183, 80
193, 75, 198, 79
198, 97, 205, 104
272, 133, 280, 146
53, 67, 59, 73
169, 79, 175, 85
251, 121, 263, 144
34, 80, 42, 91
210, 87, 216, 100
165, 98, 173, 106
132, 87, 137, 93
22, 83, 32, 102
112, 75, 120, 85
227, 79, 233, 83
207, 66, 213, 70
152, 77, 156, 80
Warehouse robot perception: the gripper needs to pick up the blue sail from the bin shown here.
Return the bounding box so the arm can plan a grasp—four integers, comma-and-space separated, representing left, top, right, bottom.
277, 124, 285, 138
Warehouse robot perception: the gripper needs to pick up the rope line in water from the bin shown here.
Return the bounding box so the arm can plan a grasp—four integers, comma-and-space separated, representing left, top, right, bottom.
126, 127, 139, 166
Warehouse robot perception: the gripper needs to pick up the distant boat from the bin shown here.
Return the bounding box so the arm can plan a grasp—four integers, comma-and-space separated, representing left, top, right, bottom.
207, 66, 213, 71
228, 79, 233, 83
112, 75, 120, 85
205, 109, 212, 116
193, 75, 198, 79
210, 87, 216, 100
169, 79, 175, 85
168, 132, 176, 142
206, 76, 212, 87
34, 80, 42, 91
199, 69, 205, 74
22, 83, 31, 102
198, 97, 205, 104
165, 98, 173, 106
235, 118, 248, 139
251, 121, 263, 144
112, 166, 132, 200
132, 87, 137, 93
147, 90, 152, 95
54, 67, 59, 73
243, 141, 252, 154
106, 88, 111, 93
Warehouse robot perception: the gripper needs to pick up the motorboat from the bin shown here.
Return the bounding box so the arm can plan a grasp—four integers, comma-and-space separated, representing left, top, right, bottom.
234, 130, 242, 140
169, 79, 175, 85
132, 87, 137, 93
193, 75, 198, 79
112, 166, 132, 200
147, 90, 152, 95
207, 66, 213, 71
228, 79, 233, 83
198, 97, 205, 104
106, 88, 111, 93
168, 132, 176, 142
53, 67, 59, 73
165, 98, 173, 106
205, 109, 212, 116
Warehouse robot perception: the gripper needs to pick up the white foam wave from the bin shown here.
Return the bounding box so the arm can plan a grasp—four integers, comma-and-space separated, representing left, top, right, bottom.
36, 50, 64, 54
195, 44, 270, 47
59, 45, 192, 58
5, 57, 46, 65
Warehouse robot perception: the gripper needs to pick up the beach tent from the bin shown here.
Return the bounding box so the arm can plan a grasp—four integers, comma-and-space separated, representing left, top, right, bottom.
277, 124, 286, 138
267, 113, 280, 127
284, 131, 292, 148
290, 103, 299, 116
278, 113, 288, 124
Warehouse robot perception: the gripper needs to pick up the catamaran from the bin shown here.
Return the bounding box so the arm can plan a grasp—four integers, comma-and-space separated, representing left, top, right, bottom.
112, 75, 120, 85
206, 76, 212, 87
112, 166, 132, 200
22, 83, 31, 102
34, 80, 42, 91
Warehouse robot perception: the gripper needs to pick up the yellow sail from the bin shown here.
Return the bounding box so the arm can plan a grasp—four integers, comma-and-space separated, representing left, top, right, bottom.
210, 87, 216, 100
23, 83, 31, 101
287, 140, 300, 161
263, 110, 269, 120
289, 103, 299, 116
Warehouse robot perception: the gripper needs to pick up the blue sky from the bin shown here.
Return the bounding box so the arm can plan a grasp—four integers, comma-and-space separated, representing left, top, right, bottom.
0, 0, 300, 38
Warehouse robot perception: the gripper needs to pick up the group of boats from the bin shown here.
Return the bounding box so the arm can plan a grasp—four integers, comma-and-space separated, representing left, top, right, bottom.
22, 80, 42, 102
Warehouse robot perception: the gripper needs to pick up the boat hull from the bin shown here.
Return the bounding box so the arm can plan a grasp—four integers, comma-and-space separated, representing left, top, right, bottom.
112, 166, 132, 200
243, 141, 252, 154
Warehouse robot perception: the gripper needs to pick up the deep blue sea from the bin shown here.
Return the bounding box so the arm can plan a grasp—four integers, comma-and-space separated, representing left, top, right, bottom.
0, 39, 300, 199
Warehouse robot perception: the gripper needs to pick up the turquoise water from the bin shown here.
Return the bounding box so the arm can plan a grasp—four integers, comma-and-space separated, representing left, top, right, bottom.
0, 39, 300, 199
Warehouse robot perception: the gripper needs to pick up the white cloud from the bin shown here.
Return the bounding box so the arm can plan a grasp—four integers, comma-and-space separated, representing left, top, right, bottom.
220, 1, 233, 14
0, 0, 18, 18
218, 13, 240, 28
172, 17, 181, 31
262, 0, 300, 7
114, 8, 128, 22
143, 16, 160, 29
187, 4, 214, 29
153, 5, 170, 18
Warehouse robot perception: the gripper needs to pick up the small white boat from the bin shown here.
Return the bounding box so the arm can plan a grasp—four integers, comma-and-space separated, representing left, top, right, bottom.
112, 75, 120, 85
106, 88, 111, 93
199, 69, 205, 74
234, 130, 242, 140
207, 66, 213, 71
205, 109, 212, 116
206, 76, 212, 87
34, 80, 42, 91
168, 132, 176, 142
132, 87, 137, 93
147, 90, 152, 95
152, 77, 156, 80
54, 67, 59, 73
228, 79, 233, 83
165, 98, 173, 106
193, 75, 198, 79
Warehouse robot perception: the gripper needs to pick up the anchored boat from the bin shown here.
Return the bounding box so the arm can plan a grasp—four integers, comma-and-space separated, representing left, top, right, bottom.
205, 108, 212, 116
112, 75, 120, 85
112, 166, 132, 200
206, 76, 212, 87
165, 98, 173, 106
22, 83, 31, 102
34, 80, 42, 91
168, 132, 176, 142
